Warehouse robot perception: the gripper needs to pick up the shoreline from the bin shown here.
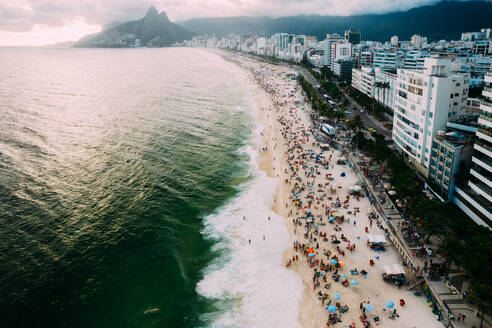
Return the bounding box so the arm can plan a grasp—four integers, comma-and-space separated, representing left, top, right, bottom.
216, 49, 442, 328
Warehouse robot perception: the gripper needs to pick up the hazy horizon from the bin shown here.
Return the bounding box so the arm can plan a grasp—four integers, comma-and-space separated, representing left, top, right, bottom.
0, 0, 468, 46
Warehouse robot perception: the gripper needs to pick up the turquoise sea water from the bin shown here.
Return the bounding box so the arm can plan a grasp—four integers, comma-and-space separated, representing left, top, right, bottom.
0, 47, 254, 327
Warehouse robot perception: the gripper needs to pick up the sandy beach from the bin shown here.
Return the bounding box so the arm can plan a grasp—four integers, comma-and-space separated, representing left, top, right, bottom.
220, 51, 444, 328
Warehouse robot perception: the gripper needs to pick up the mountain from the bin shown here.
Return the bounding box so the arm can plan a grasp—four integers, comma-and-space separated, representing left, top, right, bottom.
178, 1, 492, 41
73, 7, 193, 48
45, 41, 76, 48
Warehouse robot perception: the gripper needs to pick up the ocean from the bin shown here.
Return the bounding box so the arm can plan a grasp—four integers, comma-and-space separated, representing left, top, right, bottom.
0, 47, 302, 328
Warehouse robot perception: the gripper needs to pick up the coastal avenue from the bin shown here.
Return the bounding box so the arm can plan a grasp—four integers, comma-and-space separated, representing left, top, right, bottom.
295, 66, 392, 139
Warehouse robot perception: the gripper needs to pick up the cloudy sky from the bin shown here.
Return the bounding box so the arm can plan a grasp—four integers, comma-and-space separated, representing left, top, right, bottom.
0, 0, 444, 45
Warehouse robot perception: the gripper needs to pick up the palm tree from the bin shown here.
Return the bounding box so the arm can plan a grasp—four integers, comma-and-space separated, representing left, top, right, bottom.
381, 82, 390, 109
373, 81, 382, 103
372, 81, 384, 116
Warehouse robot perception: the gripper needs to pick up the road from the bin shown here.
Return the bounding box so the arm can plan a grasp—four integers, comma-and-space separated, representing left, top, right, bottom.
296, 66, 392, 139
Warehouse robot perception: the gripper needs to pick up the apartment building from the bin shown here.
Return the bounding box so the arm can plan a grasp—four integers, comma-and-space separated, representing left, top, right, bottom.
352, 66, 375, 97
392, 57, 470, 176
453, 72, 492, 228
330, 41, 352, 71
374, 68, 397, 112
427, 132, 474, 201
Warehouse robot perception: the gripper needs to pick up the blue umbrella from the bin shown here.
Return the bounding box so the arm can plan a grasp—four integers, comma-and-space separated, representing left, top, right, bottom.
334, 293, 341, 300
330, 259, 338, 265
386, 301, 394, 309
308, 253, 315, 257
341, 273, 348, 278
365, 304, 374, 312
351, 279, 359, 286
329, 217, 334, 222
327, 305, 337, 312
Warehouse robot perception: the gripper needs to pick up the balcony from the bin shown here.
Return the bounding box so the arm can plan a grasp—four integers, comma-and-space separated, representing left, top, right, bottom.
470, 165, 492, 189
469, 177, 492, 204
473, 151, 492, 172
475, 139, 492, 156
453, 185, 492, 227
480, 113, 492, 122
477, 128, 492, 144
481, 99, 492, 113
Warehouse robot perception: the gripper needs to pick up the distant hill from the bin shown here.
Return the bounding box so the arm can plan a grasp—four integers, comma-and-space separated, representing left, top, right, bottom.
45, 41, 75, 48
73, 7, 193, 48
178, 1, 492, 41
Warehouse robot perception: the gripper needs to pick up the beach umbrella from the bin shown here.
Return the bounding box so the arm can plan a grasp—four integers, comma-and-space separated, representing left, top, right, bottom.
329, 217, 334, 222
365, 304, 374, 312
351, 280, 359, 286
308, 253, 315, 257
386, 301, 394, 309
327, 305, 337, 312
334, 294, 341, 300
330, 259, 338, 265
341, 273, 348, 278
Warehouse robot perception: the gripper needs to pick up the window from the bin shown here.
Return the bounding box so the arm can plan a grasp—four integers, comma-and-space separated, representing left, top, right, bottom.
429, 112, 433, 118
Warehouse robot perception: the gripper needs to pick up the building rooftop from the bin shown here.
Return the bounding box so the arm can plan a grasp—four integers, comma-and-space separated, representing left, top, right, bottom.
435, 131, 472, 149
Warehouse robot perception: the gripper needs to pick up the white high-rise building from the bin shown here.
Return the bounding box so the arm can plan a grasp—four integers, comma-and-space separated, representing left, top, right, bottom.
392, 57, 470, 175
351, 66, 375, 97
403, 51, 429, 70
374, 68, 397, 111
411, 34, 423, 49
391, 35, 399, 45
330, 41, 352, 71
453, 72, 492, 228
321, 33, 344, 67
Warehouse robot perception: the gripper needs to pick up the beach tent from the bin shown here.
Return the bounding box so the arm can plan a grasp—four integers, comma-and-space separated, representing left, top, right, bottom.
349, 185, 361, 192
368, 234, 387, 244
382, 264, 405, 275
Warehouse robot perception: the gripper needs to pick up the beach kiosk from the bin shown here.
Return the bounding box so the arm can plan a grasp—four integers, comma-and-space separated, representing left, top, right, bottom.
382, 264, 406, 286
367, 234, 387, 251
320, 124, 336, 136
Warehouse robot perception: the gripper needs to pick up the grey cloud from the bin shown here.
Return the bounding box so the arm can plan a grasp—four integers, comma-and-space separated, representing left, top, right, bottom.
0, 0, 450, 32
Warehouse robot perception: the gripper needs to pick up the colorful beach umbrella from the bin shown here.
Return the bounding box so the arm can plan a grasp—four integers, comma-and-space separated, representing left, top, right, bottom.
334, 294, 341, 300
308, 253, 315, 257
330, 259, 338, 265
327, 305, 337, 312
341, 273, 348, 278
365, 304, 374, 312
351, 279, 359, 286
386, 301, 394, 309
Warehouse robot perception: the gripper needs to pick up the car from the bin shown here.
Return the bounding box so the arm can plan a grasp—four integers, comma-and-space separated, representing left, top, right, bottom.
368, 128, 376, 133
360, 109, 365, 114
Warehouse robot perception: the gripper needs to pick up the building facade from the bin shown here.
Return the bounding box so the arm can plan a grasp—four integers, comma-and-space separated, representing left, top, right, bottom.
392, 57, 470, 175
344, 29, 361, 45
427, 132, 474, 201
330, 41, 352, 71
453, 72, 492, 228
374, 68, 397, 112
352, 66, 375, 97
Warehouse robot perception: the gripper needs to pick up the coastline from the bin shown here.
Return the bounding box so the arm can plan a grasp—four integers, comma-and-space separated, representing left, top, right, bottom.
217, 49, 444, 328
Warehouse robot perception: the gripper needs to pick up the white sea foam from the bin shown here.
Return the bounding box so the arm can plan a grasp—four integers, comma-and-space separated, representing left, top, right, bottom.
197, 62, 303, 328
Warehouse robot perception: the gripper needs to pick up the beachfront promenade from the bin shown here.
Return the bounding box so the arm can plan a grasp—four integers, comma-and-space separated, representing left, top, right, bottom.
333, 136, 490, 328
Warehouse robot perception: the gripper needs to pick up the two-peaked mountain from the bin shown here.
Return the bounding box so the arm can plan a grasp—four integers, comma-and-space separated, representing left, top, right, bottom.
73, 7, 193, 48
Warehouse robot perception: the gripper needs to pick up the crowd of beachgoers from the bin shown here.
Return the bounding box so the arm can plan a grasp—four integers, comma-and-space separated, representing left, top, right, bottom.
219, 52, 443, 328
